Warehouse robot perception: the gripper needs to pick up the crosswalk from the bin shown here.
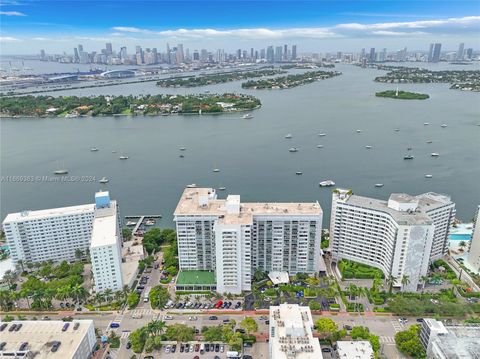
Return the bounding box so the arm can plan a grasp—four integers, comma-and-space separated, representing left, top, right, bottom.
120, 331, 131, 339
380, 336, 395, 344
390, 320, 405, 333
130, 308, 153, 317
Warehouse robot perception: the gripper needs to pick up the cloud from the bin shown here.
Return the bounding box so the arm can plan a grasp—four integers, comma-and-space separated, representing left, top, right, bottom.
0, 10, 26, 16
370, 31, 428, 36
0, 36, 21, 41
111, 26, 152, 34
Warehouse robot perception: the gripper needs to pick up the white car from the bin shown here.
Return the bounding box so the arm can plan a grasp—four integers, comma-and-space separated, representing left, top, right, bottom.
165, 345, 171, 353
189, 316, 198, 321
163, 315, 173, 320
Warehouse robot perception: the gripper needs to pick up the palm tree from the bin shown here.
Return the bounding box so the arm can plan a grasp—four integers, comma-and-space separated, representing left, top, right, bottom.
146, 320, 166, 337
347, 283, 357, 299
2, 270, 17, 288
0, 289, 14, 311
459, 241, 467, 251
19, 288, 32, 309
56, 285, 71, 302
386, 275, 397, 294
70, 284, 87, 304
401, 275, 410, 291
93, 292, 105, 307
103, 288, 113, 304
420, 275, 429, 291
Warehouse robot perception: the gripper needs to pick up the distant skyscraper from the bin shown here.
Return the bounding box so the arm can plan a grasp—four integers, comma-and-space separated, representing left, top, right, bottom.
176, 44, 184, 63
119, 46, 127, 60
236, 49, 241, 59
200, 49, 208, 62
250, 48, 254, 59
260, 48, 266, 59
457, 43, 465, 60
275, 46, 283, 62
283, 44, 288, 60
105, 43, 113, 55
266, 46, 274, 63
73, 48, 79, 62
465, 48, 473, 59
291, 45, 297, 60
193, 50, 199, 61
78, 44, 84, 52
166, 43, 171, 64
428, 43, 442, 62
40, 49, 46, 60
369, 48, 376, 62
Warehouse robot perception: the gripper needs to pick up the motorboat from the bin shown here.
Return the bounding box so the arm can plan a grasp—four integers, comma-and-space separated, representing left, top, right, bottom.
218, 186, 227, 191
99, 177, 109, 183
179, 154, 185, 158
319, 180, 335, 187
317, 133, 326, 137
317, 145, 324, 148
407, 147, 413, 151
243, 113, 254, 119
404, 155, 414, 160
285, 134, 292, 139
54, 169, 68, 175
112, 150, 117, 153
365, 145, 372, 149
180, 147, 187, 151
374, 183, 384, 188
441, 124, 447, 128
289, 147, 299, 152
425, 174, 433, 178
126, 221, 137, 226
90, 147, 98, 152
424, 122, 429, 126
296, 171, 303, 175
394, 128, 400, 132
119, 155, 129, 160
426, 140, 433, 144
356, 129, 362, 133
431, 153, 440, 157
213, 168, 220, 173
186, 183, 197, 188
145, 219, 155, 226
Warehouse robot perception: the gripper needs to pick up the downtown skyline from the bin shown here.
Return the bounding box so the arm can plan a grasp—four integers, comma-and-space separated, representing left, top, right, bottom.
0, 0, 479, 54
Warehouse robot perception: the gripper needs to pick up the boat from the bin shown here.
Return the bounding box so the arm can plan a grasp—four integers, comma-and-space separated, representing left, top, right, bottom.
394, 128, 400, 132
145, 219, 155, 226
218, 186, 227, 191
99, 177, 109, 183
441, 124, 447, 128
285, 134, 292, 139
365, 145, 372, 149
424, 122, 429, 126
426, 140, 433, 144
356, 129, 362, 133
180, 147, 186, 151
243, 113, 254, 119
403, 155, 414, 160
431, 153, 440, 157
126, 221, 137, 226
289, 147, 299, 152
179, 154, 185, 158
296, 171, 303, 175
425, 174, 433, 178
319, 180, 335, 187
374, 183, 384, 188
119, 155, 129, 160
186, 183, 197, 188
90, 147, 98, 152
112, 150, 117, 153
54, 161, 68, 175
317, 145, 324, 148
213, 168, 220, 173
317, 133, 326, 137
407, 147, 412, 151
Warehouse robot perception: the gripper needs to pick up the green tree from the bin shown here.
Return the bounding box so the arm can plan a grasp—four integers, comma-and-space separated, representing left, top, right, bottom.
240, 317, 258, 334
129, 327, 148, 353
203, 325, 224, 342
395, 325, 426, 358
386, 275, 398, 294
127, 291, 140, 309
0, 289, 14, 311
309, 300, 322, 311
459, 241, 467, 251
122, 228, 132, 241
149, 285, 170, 309
2, 270, 17, 288
165, 323, 195, 342
401, 275, 410, 290
315, 318, 338, 338
75, 248, 84, 261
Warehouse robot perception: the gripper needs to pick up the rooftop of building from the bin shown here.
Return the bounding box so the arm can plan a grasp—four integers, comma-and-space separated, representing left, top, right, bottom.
0, 320, 93, 358
174, 188, 323, 220
336, 341, 374, 359
90, 200, 118, 247
431, 325, 480, 359
334, 189, 434, 225
2, 203, 95, 224
176, 270, 216, 285
269, 304, 321, 359
423, 318, 448, 333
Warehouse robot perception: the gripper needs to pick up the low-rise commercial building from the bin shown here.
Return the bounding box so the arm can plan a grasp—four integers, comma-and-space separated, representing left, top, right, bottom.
175, 270, 216, 292
269, 303, 322, 359
336, 341, 374, 359
174, 187, 323, 294
0, 320, 96, 358
330, 189, 455, 291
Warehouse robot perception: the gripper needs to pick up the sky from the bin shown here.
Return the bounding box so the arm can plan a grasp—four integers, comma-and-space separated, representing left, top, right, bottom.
0, 0, 479, 55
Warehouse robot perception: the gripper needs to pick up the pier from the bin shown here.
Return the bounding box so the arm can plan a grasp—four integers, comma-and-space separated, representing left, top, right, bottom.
124, 215, 162, 235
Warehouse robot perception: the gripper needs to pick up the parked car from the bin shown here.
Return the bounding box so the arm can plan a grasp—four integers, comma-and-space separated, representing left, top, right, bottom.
62, 323, 69, 332
171, 344, 177, 353
163, 315, 173, 320
126, 342, 131, 349
215, 344, 220, 352
209, 316, 218, 320
194, 344, 200, 352
109, 323, 120, 328
343, 325, 352, 330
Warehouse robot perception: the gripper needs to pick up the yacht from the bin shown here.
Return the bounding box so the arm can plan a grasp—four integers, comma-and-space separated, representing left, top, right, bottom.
213, 168, 220, 173
394, 128, 400, 132
374, 183, 384, 188
404, 155, 414, 160
218, 186, 227, 191
54, 169, 68, 175
407, 147, 413, 151
425, 174, 433, 178
243, 113, 254, 119
426, 140, 433, 144
126, 221, 137, 226
285, 134, 292, 139
317, 145, 324, 148
296, 171, 303, 175
180, 147, 187, 151
179, 154, 185, 158
112, 150, 117, 153
441, 124, 448, 128
356, 129, 362, 133
317, 133, 326, 137
424, 122, 429, 126
186, 183, 197, 188
119, 155, 129, 160
431, 153, 440, 157
90, 147, 98, 152
99, 177, 109, 183
319, 180, 335, 187
365, 145, 372, 149
289, 147, 299, 152
145, 219, 155, 226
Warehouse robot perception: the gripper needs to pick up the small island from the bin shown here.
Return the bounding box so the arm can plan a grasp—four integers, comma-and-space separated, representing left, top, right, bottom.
156, 68, 286, 87
241, 70, 341, 89
0, 93, 261, 117
375, 90, 430, 100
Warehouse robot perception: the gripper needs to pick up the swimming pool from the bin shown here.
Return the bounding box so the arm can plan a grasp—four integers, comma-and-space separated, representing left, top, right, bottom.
449, 234, 472, 241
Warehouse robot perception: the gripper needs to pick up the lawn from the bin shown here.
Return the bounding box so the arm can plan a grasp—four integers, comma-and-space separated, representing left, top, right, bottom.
338, 259, 384, 279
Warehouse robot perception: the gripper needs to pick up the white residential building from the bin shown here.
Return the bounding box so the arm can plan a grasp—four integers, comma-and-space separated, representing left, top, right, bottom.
90, 192, 124, 292
269, 303, 322, 359
330, 189, 455, 291
2, 204, 95, 264
174, 188, 323, 294
466, 206, 480, 273
336, 341, 374, 359
0, 320, 96, 358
